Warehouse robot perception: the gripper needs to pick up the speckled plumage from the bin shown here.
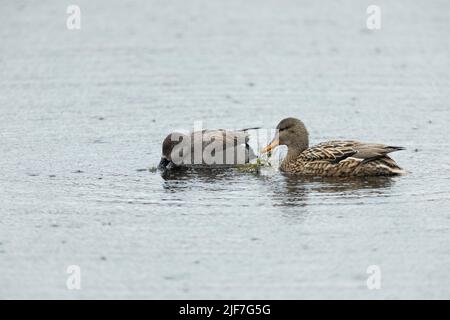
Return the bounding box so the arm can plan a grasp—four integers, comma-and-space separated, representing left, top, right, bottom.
280, 140, 405, 176
263, 118, 405, 177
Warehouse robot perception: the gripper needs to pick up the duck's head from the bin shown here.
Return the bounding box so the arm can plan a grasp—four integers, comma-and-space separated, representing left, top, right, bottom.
158, 132, 187, 170
262, 117, 309, 154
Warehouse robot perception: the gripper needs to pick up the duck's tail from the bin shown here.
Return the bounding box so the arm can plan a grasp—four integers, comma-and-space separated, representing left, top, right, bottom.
386, 146, 406, 153
239, 127, 260, 132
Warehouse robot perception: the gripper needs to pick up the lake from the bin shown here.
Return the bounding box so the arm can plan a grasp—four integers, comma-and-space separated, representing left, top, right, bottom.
0, 0, 449, 299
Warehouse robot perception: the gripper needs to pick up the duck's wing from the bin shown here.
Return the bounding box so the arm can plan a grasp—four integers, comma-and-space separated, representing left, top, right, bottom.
300, 140, 404, 164
190, 128, 259, 163
209, 129, 247, 145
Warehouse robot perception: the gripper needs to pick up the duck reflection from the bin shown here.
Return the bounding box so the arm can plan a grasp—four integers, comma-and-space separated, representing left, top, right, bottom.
160, 167, 250, 192
159, 166, 397, 209
270, 173, 396, 208
268, 174, 309, 208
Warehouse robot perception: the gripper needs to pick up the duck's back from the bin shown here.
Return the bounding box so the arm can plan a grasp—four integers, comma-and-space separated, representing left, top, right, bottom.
168, 129, 257, 168
281, 140, 405, 177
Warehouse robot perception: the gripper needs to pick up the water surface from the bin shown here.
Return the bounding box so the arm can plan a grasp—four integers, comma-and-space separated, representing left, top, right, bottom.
0, 0, 449, 299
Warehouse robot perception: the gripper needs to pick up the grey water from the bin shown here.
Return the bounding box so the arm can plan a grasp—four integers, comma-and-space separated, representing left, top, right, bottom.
0, 0, 449, 299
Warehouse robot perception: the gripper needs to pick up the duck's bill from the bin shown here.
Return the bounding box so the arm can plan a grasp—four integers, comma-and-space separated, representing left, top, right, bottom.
261, 139, 279, 154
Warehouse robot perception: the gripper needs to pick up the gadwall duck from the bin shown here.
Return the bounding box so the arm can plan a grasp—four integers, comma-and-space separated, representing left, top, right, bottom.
158, 128, 258, 170
262, 117, 405, 176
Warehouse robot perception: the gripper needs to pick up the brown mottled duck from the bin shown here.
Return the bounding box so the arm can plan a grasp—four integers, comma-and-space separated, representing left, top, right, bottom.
262, 117, 405, 177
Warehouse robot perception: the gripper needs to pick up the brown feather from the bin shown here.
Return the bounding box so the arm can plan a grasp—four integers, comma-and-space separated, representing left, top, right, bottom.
269, 118, 405, 177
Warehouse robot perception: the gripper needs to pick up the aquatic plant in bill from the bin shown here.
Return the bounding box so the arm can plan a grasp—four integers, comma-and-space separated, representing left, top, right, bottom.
237, 153, 272, 173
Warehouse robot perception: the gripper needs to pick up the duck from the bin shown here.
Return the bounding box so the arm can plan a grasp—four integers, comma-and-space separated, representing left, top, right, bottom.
262, 117, 406, 177
158, 127, 258, 170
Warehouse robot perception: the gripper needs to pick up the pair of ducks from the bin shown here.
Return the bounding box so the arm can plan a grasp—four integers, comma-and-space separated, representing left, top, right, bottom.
158, 117, 405, 177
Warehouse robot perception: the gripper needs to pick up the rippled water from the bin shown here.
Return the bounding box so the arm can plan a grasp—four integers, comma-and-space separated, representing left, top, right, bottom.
1, 0, 449, 299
